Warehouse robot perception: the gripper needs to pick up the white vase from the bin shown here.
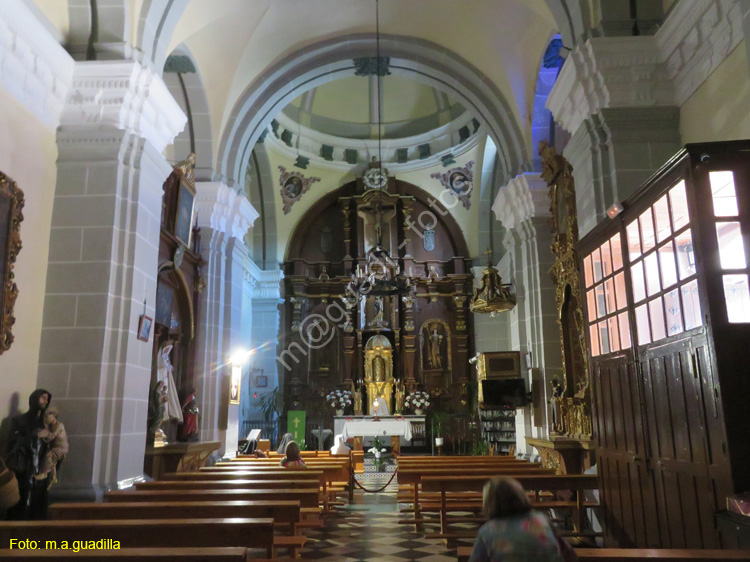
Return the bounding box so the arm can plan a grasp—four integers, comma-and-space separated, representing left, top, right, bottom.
335, 409, 344, 417
414, 408, 423, 416
435, 437, 444, 446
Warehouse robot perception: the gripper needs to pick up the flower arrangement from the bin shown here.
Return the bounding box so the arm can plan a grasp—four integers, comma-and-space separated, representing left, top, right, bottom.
404, 391, 430, 412
368, 435, 391, 471
326, 389, 352, 410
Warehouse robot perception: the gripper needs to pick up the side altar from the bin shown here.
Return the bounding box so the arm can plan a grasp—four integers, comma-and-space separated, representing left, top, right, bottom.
335, 416, 426, 454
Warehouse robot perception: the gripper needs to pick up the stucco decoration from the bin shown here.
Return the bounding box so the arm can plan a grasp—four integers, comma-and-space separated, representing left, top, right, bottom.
278, 166, 320, 215
431, 161, 474, 209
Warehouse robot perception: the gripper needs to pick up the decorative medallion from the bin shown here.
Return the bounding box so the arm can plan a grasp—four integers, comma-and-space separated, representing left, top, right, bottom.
278, 166, 320, 215
431, 161, 474, 209
423, 228, 435, 252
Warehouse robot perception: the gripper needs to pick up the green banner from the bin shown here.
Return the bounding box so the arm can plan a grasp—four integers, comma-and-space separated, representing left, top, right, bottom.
287, 410, 306, 448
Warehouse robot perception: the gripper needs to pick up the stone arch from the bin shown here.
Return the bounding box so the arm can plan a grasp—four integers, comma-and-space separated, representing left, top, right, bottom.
162, 46, 214, 180
245, 143, 278, 269
67, 0, 130, 56
136, 0, 189, 70
217, 34, 530, 192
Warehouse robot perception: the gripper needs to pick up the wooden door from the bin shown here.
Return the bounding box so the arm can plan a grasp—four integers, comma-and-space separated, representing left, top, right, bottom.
639, 333, 732, 548
592, 352, 659, 547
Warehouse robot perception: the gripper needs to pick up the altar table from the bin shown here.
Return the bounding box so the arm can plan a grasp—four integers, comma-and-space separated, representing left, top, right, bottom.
335, 416, 425, 454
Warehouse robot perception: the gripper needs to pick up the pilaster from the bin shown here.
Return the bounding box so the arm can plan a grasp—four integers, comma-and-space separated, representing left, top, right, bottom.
194, 182, 258, 457
38, 60, 186, 497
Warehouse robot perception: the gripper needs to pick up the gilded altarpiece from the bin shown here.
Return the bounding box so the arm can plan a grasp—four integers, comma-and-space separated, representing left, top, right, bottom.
282, 175, 474, 433
540, 141, 592, 441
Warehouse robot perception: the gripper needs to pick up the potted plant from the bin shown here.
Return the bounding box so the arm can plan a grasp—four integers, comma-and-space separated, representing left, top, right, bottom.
259, 387, 282, 421
432, 410, 449, 447
368, 435, 390, 472
326, 389, 352, 416
404, 391, 430, 415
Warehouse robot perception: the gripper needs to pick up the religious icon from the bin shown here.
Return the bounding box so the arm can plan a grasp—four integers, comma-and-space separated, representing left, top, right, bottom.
423, 228, 435, 252
137, 315, 152, 342
428, 325, 443, 369
175, 179, 195, 247
278, 166, 320, 214
431, 161, 474, 209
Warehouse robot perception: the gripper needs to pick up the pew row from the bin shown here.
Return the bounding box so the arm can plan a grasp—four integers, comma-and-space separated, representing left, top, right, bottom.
0, 548, 249, 561
420, 474, 600, 539
0, 519, 274, 558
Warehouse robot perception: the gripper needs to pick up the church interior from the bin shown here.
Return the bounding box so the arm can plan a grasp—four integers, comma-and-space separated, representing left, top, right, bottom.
1, 0, 750, 559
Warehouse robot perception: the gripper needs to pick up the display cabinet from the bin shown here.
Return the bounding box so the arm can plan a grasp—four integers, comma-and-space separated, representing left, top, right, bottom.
479, 407, 516, 455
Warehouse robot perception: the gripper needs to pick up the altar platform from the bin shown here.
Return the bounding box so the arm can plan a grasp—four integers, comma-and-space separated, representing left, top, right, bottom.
335, 415, 426, 453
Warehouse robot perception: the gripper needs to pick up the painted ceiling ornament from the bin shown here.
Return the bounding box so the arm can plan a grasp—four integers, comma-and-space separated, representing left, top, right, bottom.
278, 166, 320, 215
363, 157, 389, 190
430, 161, 474, 209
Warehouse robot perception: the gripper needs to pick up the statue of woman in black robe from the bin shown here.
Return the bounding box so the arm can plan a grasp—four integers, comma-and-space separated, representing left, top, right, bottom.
4, 389, 51, 520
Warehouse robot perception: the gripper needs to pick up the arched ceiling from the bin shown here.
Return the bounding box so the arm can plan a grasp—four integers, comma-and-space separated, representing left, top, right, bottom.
163, 0, 556, 175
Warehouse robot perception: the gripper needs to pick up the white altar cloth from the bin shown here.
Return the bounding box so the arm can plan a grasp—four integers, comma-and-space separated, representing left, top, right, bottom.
341, 418, 414, 441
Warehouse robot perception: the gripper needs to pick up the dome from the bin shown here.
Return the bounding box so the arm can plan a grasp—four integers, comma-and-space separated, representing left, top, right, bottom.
365, 334, 392, 349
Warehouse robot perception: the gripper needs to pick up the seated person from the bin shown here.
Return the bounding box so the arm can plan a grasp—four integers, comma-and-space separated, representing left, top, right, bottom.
468, 476, 575, 562
277, 432, 294, 454
330, 434, 350, 455
280, 441, 306, 468
253, 449, 267, 458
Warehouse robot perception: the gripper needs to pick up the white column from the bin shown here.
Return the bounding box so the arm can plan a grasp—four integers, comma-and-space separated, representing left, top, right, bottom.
194, 182, 258, 457
246, 269, 284, 420
492, 173, 560, 451
37, 60, 186, 497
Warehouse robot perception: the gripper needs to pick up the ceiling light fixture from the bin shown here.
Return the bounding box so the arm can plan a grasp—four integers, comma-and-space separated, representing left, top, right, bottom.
347, 0, 413, 299
470, 250, 516, 315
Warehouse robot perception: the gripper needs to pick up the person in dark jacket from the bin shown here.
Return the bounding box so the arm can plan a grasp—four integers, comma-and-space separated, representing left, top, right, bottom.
4, 389, 51, 520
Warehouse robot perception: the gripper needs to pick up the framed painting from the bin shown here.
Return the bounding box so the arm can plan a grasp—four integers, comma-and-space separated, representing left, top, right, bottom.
175, 177, 196, 248
155, 282, 174, 327
230, 364, 241, 405
0, 172, 24, 355
137, 314, 153, 342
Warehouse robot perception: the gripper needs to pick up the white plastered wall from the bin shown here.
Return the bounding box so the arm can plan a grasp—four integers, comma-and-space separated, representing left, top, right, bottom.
681, 40, 750, 144
0, 90, 58, 422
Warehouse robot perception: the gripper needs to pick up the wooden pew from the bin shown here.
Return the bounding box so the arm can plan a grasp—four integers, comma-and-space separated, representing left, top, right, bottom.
0, 548, 249, 561
456, 546, 750, 562
397, 463, 550, 525
48, 501, 308, 558
135, 479, 317, 490
104, 488, 320, 508
420, 474, 599, 539
0, 519, 274, 558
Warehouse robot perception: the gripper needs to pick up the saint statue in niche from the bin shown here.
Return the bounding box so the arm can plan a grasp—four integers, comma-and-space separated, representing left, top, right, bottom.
373, 296, 385, 325
373, 356, 386, 382
428, 326, 443, 369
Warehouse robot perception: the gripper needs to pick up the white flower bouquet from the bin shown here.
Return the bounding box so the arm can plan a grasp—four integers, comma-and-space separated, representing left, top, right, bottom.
326, 389, 352, 410
404, 391, 430, 411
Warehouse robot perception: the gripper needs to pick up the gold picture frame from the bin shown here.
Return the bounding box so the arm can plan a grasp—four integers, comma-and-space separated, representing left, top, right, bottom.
0, 172, 24, 355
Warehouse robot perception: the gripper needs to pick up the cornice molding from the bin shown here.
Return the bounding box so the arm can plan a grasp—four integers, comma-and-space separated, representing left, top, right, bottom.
492, 173, 549, 231
657, 0, 743, 106
244, 264, 284, 300
548, 0, 743, 133
269, 108, 481, 173
60, 60, 186, 152
195, 182, 259, 243
0, 0, 74, 129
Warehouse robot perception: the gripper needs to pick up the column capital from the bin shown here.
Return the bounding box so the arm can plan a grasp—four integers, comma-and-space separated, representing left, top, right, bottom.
195, 182, 259, 242
0, 0, 74, 129
492, 173, 549, 231
60, 60, 186, 152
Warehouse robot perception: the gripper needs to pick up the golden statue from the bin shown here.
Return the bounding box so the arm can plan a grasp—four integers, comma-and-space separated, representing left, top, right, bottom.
364, 334, 394, 415
394, 380, 405, 413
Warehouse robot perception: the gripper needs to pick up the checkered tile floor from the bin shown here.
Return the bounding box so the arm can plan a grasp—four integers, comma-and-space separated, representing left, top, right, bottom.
299, 464, 459, 562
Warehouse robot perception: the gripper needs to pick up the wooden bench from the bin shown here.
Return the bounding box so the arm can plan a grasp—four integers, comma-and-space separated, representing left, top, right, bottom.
421, 474, 600, 539
104, 488, 320, 508
0, 548, 249, 561
456, 546, 750, 562
0, 519, 274, 558
396, 463, 550, 525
